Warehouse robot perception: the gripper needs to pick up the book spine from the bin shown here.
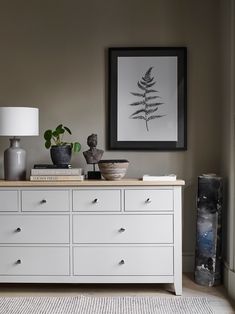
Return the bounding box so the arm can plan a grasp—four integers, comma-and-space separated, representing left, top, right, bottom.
142, 176, 176, 181
30, 175, 84, 181
34, 164, 71, 169
31, 169, 82, 176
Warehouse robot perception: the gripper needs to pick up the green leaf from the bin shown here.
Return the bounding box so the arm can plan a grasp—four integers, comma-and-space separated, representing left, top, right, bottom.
56, 124, 63, 130
44, 130, 52, 140
52, 130, 59, 137
64, 126, 72, 135
55, 124, 65, 134
45, 140, 51, 149
73, 142, 81, 153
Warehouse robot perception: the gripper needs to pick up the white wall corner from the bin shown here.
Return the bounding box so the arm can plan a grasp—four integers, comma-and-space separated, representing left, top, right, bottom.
223, 262, 235, 300
183, 252, 194, 273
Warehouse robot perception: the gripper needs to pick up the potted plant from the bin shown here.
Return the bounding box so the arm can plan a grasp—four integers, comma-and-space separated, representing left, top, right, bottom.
44, 124, 81, 165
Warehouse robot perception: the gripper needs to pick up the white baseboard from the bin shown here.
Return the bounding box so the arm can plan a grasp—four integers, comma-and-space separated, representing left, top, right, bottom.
223, 262, 235, 300
183, 252, 194, 272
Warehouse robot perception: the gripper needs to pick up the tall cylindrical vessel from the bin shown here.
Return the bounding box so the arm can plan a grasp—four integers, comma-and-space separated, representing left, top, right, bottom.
195, 174, 223, 286
4, 138, 26, 180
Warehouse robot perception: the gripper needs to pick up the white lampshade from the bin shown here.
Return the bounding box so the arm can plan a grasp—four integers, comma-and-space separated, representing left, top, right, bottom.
0, 107, 39, 136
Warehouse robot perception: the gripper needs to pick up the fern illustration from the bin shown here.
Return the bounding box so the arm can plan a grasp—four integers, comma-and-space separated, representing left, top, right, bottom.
129, 67, 165, 131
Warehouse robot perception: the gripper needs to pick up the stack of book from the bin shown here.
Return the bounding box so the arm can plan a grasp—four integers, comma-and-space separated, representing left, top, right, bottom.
30, 164, 84, 181
142, 174, 177, 181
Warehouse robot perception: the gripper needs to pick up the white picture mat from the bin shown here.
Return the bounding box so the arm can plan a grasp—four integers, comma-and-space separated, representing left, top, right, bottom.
117, 56, 178, 141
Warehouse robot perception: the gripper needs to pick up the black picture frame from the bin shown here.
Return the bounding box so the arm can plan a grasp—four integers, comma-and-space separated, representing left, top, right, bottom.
108, 47, 187, 150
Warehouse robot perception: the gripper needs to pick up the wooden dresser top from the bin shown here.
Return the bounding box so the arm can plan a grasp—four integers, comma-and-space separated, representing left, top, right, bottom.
0, 179, 185, 187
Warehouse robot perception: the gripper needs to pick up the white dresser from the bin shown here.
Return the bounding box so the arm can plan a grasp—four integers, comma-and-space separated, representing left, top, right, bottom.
0, 179, 184, 295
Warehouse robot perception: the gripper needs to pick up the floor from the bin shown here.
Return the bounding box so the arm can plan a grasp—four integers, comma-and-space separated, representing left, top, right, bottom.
0, 274, 234, 313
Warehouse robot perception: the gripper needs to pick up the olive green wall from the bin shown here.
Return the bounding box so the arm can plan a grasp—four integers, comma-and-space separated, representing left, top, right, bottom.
0, 0, 222, 269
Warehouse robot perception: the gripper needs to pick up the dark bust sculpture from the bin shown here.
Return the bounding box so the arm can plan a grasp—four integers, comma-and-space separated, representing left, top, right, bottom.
83, 134, 104, 165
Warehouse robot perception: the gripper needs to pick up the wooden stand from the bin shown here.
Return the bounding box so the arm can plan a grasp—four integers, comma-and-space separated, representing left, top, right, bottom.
87, 171, 101, 180
87, 164, 101, 180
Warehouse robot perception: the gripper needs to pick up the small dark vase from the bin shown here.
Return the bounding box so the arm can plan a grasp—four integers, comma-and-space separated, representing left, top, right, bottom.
50, 145, 72, 165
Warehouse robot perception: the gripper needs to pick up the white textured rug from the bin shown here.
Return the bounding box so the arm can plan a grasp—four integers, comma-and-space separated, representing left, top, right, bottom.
0, 296, 214, 314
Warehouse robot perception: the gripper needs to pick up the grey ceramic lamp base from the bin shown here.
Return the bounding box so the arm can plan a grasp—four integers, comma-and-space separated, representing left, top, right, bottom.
4, 138, 26, 180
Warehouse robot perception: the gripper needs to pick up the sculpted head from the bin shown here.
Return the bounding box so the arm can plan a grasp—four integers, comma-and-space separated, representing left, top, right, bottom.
87, 134, 97, 148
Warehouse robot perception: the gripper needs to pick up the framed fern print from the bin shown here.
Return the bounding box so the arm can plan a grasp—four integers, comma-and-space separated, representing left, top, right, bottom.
108, 47, 187, 150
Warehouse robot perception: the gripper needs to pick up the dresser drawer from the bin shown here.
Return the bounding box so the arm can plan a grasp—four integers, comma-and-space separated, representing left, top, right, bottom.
0, 215, 69, 244
125, 189, 173, 211
0, 190, 18, 212
73, 214, 173, 244
22, 190, 69, 212
74, 246, 173, 276
0, 247, 69, 275
73, 190, 121, 212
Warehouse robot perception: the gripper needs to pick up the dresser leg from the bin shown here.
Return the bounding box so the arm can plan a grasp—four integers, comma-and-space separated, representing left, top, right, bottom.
174, 281, 182, 296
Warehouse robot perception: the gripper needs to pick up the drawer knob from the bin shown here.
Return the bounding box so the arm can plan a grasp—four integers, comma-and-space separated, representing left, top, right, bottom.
15, 227, 22, 232
119, 259, 125, 265
93, 198, 99, 204
119, 228, 126, 232
40, 199, 47, 204
16, 259, 22, 264
145, 198, 151, 204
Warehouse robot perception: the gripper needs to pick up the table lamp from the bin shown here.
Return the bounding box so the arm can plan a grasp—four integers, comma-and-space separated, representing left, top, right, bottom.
0, 107, 39, 180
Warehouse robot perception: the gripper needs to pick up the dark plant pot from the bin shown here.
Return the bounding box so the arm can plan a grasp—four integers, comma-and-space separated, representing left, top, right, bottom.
50, 145, 72, 165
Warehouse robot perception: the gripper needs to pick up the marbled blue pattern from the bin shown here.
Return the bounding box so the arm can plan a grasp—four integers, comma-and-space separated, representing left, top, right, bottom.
195, 175, 222, 286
